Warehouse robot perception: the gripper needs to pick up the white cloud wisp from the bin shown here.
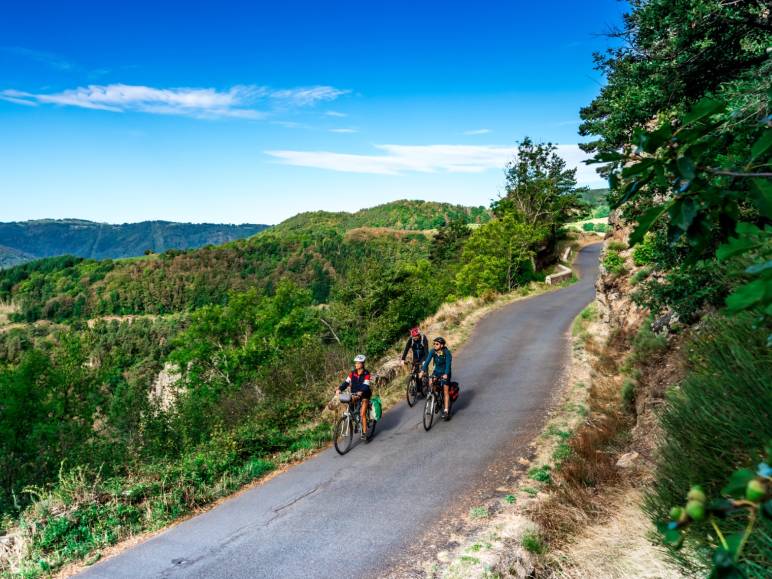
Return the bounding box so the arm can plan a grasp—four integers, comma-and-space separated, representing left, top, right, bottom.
265, 143, 602, 185
0, 83, 350, 119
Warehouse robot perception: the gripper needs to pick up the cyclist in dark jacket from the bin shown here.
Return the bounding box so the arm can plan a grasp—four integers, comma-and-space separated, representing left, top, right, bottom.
420, 337, 453, 418
401, 326, 429, 368
336, 354, 372, 439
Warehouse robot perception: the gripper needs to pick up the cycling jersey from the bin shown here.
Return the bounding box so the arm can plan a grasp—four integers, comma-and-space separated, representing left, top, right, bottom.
422, 347, 452, 378
401, 334, 429, 364
340, 369, 372, 395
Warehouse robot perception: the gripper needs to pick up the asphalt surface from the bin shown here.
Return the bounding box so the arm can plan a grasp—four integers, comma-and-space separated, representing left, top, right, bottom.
79, 243, 601, 579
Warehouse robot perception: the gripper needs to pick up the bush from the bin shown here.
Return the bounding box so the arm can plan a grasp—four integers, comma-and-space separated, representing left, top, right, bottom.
521, 531, 546, 554
593, 222, 608, 233
582, 222, 595, 232
645, 314, 772, 576
602, 249, 626, 276
632, 234, 657, 266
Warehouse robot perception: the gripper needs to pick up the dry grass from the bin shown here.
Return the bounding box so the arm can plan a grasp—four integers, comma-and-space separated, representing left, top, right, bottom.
547, 489, 685, 579
0, 301, 17, 327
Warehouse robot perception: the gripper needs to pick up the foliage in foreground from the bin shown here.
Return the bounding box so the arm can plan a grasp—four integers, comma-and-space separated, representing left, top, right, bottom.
645, 314, 772, 576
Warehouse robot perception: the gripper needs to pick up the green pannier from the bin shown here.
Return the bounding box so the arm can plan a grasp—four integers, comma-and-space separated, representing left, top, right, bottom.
370, 395, 382, 421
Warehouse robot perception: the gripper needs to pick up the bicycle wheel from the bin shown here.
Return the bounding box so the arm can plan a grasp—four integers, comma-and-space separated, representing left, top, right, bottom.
406, 375, 418, 407
423, 394, 435, 431
333, 415, 353, 455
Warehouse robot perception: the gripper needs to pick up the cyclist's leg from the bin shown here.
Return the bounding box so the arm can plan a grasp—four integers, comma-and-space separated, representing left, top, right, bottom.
359, 388, 371, 433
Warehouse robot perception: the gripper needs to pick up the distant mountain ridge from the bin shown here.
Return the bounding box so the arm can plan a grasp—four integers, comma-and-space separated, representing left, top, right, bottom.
0, 219, 269, 268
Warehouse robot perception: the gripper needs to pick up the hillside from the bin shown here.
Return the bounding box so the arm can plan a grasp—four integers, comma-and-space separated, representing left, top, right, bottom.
0, 201, 489, 323
272, 199, 490, 234
0, 219, 269, 268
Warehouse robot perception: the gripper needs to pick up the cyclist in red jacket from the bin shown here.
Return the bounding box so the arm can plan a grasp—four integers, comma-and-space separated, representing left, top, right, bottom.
336, 354, 372, 440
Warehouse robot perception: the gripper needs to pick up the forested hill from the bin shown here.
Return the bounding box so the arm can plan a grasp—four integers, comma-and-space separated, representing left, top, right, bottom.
0, 200, 490, 323
272, 199, 490, 233
0, 219, 269, 268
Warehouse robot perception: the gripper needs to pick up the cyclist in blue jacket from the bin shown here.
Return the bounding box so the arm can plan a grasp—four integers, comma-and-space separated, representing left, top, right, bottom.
420, 337, 453, 419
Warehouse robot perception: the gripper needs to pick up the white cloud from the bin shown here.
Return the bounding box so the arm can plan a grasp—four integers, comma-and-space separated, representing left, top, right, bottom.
463, 128, 491, 135
265, 143, 602, 185
329, 128, 358, 133
0, 83, 349, 119
324, 110, 347, 117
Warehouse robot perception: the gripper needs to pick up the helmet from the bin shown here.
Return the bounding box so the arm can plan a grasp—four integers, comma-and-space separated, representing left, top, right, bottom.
433, 337, 446, 346
354, 354, 366, 363
410, 327, 420, 337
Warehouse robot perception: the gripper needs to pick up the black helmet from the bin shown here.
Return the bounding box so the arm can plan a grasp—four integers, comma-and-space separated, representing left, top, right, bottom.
433, 336, 446, 345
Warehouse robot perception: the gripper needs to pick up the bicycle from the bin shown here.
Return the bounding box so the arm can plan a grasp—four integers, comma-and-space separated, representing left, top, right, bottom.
405, 361, 428, 407
423, 376, 453, 431
333, 393, 377, 455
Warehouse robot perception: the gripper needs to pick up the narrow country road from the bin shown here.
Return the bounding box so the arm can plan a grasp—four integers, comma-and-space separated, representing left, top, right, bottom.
80, 243, 601, 579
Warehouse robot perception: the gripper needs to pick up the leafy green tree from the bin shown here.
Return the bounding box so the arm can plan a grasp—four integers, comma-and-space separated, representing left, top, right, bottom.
456, 212, 543, 296
493, 138, 587, 251
579, 0, 770, 156
430, 218, 472, 263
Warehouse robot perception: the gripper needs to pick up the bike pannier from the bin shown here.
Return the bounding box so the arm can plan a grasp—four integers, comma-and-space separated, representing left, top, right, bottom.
449, 382, 460, 401
370, 395, 382, 421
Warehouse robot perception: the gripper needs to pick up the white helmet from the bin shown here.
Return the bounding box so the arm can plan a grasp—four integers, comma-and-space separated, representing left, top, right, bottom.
354, 354, 366, 363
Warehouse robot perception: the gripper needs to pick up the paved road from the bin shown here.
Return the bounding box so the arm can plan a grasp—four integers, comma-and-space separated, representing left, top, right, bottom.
80, 243, 601, 579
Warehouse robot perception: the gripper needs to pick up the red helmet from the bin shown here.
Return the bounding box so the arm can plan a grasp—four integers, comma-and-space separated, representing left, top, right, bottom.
410, 327, 420, 337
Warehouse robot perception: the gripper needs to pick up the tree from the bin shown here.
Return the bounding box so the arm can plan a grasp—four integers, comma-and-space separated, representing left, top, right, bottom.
429, 218, 472, 263
456, 212, 543, 296
494, 138, 587, 248
579, 0, 771, 155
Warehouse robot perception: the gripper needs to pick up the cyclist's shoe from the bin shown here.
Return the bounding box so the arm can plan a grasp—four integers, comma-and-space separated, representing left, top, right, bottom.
440, 409, 447, 419
360, 431, 367, 440
445, 410, 452, 421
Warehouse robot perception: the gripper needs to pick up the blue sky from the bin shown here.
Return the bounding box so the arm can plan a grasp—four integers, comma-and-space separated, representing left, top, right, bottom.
0, 0, 626, 225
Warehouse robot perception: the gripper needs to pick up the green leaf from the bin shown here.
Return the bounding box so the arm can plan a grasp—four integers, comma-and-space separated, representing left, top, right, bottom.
676, 157, 696, 180
726, 280, 766, 313
750, 179, 772, 220
682, 97, 725, 126
589, 151, 625, 164
629, 203, 672, 246
722, 469, 757, 498
750, 129, 772, 162
622, 157, 655, 178
670, 198, 699, 231
662, 528, 682, 547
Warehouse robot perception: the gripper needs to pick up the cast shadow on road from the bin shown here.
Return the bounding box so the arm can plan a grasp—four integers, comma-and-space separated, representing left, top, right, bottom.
451, 387, 476, 413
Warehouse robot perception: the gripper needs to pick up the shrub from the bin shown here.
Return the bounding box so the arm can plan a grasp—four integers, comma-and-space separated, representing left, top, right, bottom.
645, 314, 772, 576
621, 379, 636, 411
593, 222, 608, 233
582, 222, 595, 232
608, 240, 627, 252
632, 234, 656, 266
602, 249, 626, 275
521, 531, 546, 554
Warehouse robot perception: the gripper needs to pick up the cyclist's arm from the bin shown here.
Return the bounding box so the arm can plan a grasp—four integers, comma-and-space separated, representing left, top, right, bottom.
445, 350, 452, 377
339, 374, 351, 391
401, 338, 411, 361
421, 352, 433, 373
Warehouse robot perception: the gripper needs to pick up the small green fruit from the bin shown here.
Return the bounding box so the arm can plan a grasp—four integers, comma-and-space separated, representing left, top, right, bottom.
687, 485, 706, 503
669, 506, 684, 521
746, 479, 766, 502
686, 500, 706, 521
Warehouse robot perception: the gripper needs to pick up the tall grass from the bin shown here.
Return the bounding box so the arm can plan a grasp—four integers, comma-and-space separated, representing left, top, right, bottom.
644, 314, 772, 577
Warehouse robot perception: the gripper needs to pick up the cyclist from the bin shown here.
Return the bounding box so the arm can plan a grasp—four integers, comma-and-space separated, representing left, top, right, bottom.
401, 326, 429, 369
336, 354, 372, 440
420, 337, 453, 419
